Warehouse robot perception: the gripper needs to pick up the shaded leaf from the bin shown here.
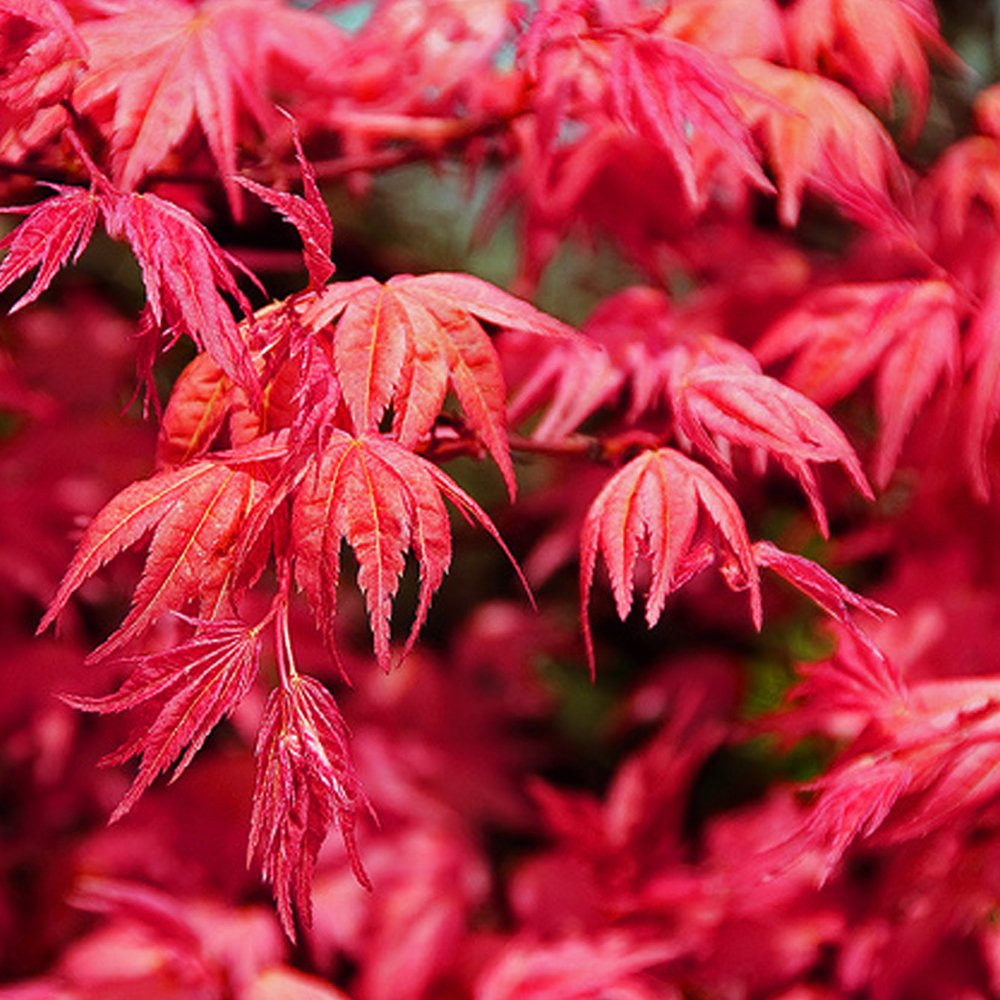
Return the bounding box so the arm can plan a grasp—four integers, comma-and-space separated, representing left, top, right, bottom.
0, 0, 85, 135
156, 352, 232, 469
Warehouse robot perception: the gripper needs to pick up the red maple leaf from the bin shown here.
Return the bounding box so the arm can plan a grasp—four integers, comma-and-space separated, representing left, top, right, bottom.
607, 33, 772, 210
735, 58, 910, 229
33, 0, 347, 211
0, 150, 262, 393
0, 183, 98, 312
580, 447, 761, 673
784, 0, 955, 140
155, 352, 234, 469
62, 616, 264, 821
291, 431, 526, 673
249, 673, 370, 941
236, 115, 335, 290
38, 447, 275, 659
757, 279, 960, 488
299, 273, 576, 498
0, 0, 85, 137
670, 361, 873, 534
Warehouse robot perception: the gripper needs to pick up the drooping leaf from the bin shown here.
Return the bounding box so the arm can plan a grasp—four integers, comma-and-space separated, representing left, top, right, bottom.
291, 431, 524, 672
753, 540, 892, 653
784, 0, 955, 140
963, 288, 1000, 499
1, 156, 264, 395
103, 188, 259, 394
63, 616, 264, 821
580, 447, 760, 673
248, 674, 369, 941
735, 58, 909, 229
0, 184, 99, 311
292, 431, 451, 672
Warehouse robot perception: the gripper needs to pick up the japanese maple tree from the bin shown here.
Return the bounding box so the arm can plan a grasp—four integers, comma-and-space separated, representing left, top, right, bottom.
2, 0, 1000, 997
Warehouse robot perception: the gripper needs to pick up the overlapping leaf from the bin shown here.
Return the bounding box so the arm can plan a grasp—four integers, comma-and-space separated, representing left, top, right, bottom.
291, 431, 522, 672
580, 447, 761, 672
735, 58, 910, 229
0, 0, 85, 137
249, 674, 369, 941
784, 0, 954, 139
55, 0, 346, 209
300, 273, 576, 497
757, 280, 960, 488
155, 352, 233, 469
607, 33, 772, 210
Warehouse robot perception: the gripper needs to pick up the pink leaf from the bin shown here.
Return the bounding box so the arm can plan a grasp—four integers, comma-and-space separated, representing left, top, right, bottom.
0, 185, 98, 311
248, 675, 369, 941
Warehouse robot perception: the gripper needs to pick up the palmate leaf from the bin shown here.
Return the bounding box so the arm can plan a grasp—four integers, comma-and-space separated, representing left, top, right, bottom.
757, 280, 960, 489
291, 431, 525, 672
39, 450, 274, 660
0, 164, 261, 394
671, 362, 873, 534
58, 0, 347, 211
300, 273, 576, 498
734, 58, 909, 229
607, 33, 772, 210
0, 184, 98, 311
249, 674, 369, 941
62, 617, 264, 822
580, 447, 761, 673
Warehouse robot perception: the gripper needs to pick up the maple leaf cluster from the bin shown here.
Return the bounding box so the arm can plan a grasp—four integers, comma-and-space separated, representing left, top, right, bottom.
3, 0, 1000, 997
